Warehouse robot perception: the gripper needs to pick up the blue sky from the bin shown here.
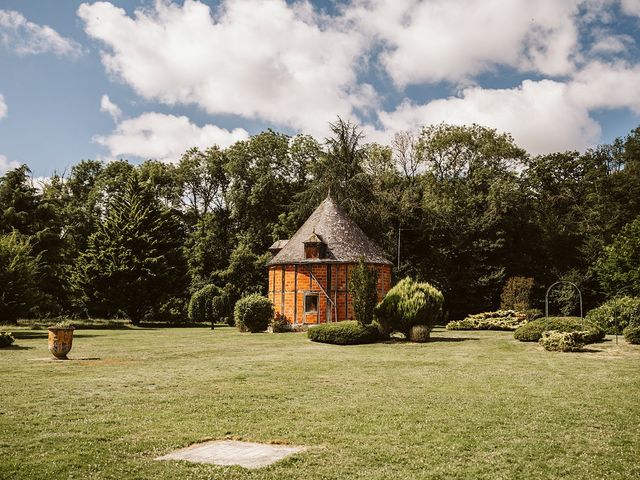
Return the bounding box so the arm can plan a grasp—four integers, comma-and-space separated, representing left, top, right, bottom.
1, 0, 640, 178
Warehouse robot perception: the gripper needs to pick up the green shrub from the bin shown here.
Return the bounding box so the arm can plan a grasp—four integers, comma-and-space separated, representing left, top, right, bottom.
234, 294, 274, 333
188, 284, 232, 324
0, 332, 15, 348
446, 310, 527, 331
375, 278, 444, 338
514, 317, 604, 343
349, 257, 379, 326
307, 321, 378, 345
271, 312, 291, 333
539, 330, 584, 352
500, 276, 534, 311
623, 326, 640, 344
586, 296, 640, 334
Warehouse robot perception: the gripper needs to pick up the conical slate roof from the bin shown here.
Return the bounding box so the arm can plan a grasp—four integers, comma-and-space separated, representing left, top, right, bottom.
268, 196, 392, 266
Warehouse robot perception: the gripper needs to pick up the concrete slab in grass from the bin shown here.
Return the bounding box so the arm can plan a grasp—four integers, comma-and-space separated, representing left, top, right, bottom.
156, 440, 306, 469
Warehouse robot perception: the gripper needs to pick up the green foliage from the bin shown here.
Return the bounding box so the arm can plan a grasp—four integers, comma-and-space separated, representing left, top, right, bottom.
408, 324, 431, 342
623, 326, 640, 344
500, 277, 534, 311
307, 321, 379, 345
271, 312, 291, 333
595, 216, 640, 297
514, 317, 604, 343
375, 277, 444, 337
539, 331, 585, 352
188, 284, 233, 325
233, 294, 274, 333
0, 231, 40, 324
585, 296, 640, 334
349, 257, 379, 326
73, 174, 188, 324
446, 310, 527, 331
0, 331, 15, 347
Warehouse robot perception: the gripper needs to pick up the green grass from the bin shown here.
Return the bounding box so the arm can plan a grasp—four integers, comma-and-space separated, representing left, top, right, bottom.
1, 326, 639, 479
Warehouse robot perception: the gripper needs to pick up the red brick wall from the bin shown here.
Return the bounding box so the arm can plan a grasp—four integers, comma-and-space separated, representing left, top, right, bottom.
268, 263, 393, 325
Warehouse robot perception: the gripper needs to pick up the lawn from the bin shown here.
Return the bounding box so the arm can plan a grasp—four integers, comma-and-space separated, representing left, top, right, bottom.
1, 326, 639, 479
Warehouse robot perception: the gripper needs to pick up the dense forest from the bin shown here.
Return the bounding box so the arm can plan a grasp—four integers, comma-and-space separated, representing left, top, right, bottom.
1, 120, 639, 324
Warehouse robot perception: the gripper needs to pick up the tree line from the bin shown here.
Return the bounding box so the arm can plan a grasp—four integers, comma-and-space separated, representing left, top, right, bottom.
1, 119, 639, 324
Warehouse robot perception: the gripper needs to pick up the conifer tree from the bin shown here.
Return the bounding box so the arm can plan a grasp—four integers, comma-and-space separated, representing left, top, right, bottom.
74, 173, 188, 324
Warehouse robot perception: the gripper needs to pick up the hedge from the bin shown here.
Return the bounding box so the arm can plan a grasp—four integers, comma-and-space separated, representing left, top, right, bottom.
623, 326, 640, 344
307, 321, 379, 345
0, 332, 15, 348
539, 330, 584, 352
446, 309, 528, 331
514, 317, 604, 343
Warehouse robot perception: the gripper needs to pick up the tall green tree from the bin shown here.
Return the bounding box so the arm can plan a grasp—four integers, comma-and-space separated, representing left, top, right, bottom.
0, 231, 40, 324
595, 216, 640, 297
74, 174, 188, 324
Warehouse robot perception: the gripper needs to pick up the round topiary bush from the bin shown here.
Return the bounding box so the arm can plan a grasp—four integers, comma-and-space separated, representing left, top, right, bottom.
586, 296, 640, 334
539, 330, 584, 352
307, 321, 379, 345
514, 317, 604, 343
409, 325, 430, 342
623, 325, 640, 344
234, 294, 274, 333
375, 277, 444, 339
0, 332, 15, 348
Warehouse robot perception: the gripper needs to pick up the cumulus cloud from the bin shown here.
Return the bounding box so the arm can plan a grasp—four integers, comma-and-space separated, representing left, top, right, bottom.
78, 0, 372, 136
621, 0, 640, 16
0, 154, 20, 174
568, 61, 640, 112
94, 112, 249, 163
376, 80, 601, 155
590, 33, 634, 54
0, 93, 6, 119
347, 0, 582, 86
0, 9, 83, 57
100, 94, 122, 121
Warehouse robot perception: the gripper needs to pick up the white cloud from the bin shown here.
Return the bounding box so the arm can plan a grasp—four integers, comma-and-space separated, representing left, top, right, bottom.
590, 33, 634, 54
78, 0, 372, 137
94, 111, 249, 163
568, 61, 640, 112
100, 94, 122, 121
0, 9, 83, 57
0, 154, 20, 174
376, 80, 601, 155
0, 93, 6, 119
621, 0, 640, 16
347, 0, 582, 86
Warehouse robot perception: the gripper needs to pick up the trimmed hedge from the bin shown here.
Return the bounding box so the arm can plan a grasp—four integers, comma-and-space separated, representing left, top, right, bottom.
188, 284, 232, 325
0, 332, 15, 348
624, 326, 640, 344
234, 294, 274, 333
375, 277, 444, 338
307, 321, 379, 345
514, 317, 604, 343
585, 296, 640, 334
539, 330, 584, 352
446, 310, 527, 331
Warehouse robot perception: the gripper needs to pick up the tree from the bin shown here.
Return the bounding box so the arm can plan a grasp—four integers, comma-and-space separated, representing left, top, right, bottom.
595, 216, 640, 297
0, 231, 40, 324
349, 257, 379, 326
74, 174, 188, 324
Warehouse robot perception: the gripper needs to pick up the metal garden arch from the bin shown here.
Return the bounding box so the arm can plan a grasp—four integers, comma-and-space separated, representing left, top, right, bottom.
545, 281, 583, 321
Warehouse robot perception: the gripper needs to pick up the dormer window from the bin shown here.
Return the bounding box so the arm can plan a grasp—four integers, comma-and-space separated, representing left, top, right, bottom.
303, 229, 325, 259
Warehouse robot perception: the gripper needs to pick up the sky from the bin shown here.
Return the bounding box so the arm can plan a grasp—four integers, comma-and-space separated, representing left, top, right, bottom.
1, 0, 640, 178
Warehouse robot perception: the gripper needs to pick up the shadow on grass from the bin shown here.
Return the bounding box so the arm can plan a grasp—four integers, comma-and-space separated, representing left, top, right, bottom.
429, 337, 480, 343
10, 331, 101, 339
2, 345, 34, 350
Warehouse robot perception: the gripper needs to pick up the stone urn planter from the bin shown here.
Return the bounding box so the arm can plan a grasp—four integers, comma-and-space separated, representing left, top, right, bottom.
48, 324, 75, 360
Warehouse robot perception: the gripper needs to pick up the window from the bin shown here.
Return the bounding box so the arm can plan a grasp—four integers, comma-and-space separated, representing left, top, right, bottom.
304, 294, 319, 313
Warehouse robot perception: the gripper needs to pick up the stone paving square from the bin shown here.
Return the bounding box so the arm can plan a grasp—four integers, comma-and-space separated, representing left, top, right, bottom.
156, 440, 306, 469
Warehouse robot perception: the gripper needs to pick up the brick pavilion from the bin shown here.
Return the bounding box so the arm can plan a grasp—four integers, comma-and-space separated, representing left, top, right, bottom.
267, 195, 392, 326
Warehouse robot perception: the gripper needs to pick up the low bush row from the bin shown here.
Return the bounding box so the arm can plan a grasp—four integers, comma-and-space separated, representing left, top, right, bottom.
307, 321, 379, 345
514, 317, 605, 343
446, 309, 531, 331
